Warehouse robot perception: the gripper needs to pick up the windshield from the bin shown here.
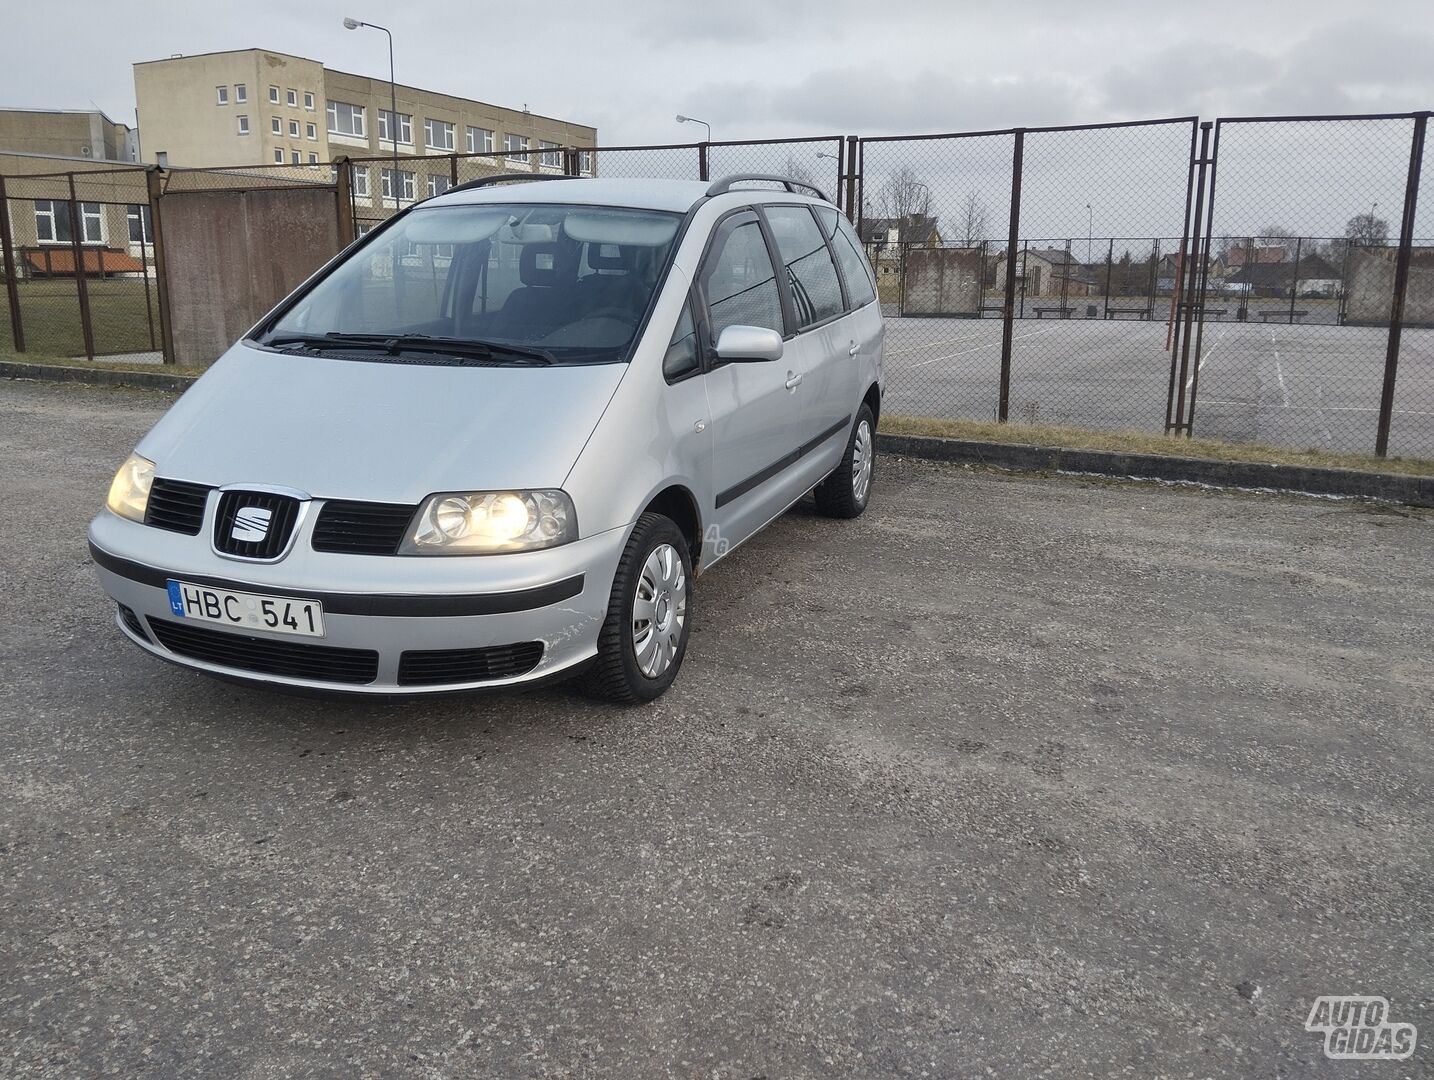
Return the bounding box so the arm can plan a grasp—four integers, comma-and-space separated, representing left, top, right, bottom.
259, 202, 683, 365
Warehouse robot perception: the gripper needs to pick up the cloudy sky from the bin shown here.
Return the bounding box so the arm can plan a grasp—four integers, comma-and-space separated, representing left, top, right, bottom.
4, 0, 1431, 145
4, 1, 1430, 240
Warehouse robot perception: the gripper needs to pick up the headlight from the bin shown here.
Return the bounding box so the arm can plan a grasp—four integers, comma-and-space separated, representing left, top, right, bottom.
401, 490, 577, 554
106, 453, 155, 523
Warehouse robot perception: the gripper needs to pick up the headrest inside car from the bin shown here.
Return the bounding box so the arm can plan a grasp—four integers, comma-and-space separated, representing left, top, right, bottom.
519, 243, 573, 286
586, 243, 632, 272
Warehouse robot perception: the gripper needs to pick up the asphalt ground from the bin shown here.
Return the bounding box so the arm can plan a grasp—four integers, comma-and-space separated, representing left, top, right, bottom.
881, 313, 1434, 459
2, 379, 1432, 1078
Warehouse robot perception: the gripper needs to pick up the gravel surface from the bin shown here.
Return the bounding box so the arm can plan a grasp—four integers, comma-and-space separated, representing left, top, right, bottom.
2, 378, 1432, 1078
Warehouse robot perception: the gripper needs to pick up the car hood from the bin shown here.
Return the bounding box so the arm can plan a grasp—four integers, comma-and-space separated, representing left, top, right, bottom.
136, 342, 626, 503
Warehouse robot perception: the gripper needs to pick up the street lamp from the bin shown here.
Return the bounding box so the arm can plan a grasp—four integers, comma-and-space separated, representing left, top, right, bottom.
344, 17, 399, 209
1086, 203, 1093, 264
675, 114, 711, 142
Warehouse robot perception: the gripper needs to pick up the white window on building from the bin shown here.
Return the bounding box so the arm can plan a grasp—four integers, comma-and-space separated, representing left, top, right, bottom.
236, 115, 250, 135
381, 168, 416, 202
540, 140, 561, 168
308, 152, 319, 165
271, 116, 282, 135
289, 119, 300, 138
216, 85, 229, 106
424, 118, 455, 151
304, 91, 315, 111
578, 149, 594, 175
127, 204, 152, 244
33, 200, 103, 244
355, 222, 373, 237
504, 133, 529, 162
377, 110, 412, 145
273, 148, 285, 164
269, 85, 280, 104
427, 174, 452, 197
286, 88, 298, 107
466, 127, 494, 154
235, 83, 247, 104
291, 149, 301, 165
350, 165, 369, 197
327, 100, 365, 137
306, 122, 317, 140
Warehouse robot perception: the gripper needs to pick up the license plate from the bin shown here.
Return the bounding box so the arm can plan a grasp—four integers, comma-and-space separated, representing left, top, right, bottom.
165, 579, 325, 638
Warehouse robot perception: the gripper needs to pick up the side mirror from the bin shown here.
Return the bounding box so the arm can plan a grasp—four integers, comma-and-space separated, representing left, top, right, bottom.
714, 324, 783, 363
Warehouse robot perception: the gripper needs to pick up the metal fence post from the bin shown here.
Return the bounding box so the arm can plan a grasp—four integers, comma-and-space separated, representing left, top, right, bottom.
1374, 110, 1429, 457
0, 176, 25, 352
450, 152, 460, 186
698, 142, 709, 182
1103, 238, 1114, 319
334, 156, 355, 248
1170, 121, 1213, 434
1183, 122, 1222, 436
145, 167, 176, 365
1288, 236, 1302, 324
997, 129, 1025, 423
66, 174, 96, 360
844, 135, 859, 220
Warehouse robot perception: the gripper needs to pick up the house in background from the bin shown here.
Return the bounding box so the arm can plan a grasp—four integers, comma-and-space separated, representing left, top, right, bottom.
859, 214, 942, 280
993, 247, 1101, 298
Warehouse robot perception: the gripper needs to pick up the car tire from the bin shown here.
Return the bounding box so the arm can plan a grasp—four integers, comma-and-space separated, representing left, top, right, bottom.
814, 404, 875, 519
576, 512, 692, 704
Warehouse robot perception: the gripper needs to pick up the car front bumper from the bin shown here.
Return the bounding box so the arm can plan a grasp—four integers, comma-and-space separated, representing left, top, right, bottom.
88, 510, 630, 694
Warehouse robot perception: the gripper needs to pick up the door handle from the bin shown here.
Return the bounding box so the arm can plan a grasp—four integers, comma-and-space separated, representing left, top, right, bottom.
785, 372, 803, 390
848, 342, 859, 356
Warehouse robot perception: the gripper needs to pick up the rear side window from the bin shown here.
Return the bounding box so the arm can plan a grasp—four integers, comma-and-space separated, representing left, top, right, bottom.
700, 213, 784, 339
765, 206, 844, 329
819, 207, 878, 309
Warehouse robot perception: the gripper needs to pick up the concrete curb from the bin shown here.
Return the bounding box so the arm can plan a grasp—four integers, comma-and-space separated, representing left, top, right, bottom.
877, 432, 1434, 508
1, 360, 196, 394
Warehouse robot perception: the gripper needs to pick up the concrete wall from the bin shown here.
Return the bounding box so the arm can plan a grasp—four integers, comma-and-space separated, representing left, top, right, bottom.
903, 248, 983, 315
1345, 247, 1434, 328
160, 186, 339, 364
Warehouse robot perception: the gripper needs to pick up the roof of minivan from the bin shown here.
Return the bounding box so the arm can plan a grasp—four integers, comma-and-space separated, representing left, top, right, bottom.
427, 177, 821, 214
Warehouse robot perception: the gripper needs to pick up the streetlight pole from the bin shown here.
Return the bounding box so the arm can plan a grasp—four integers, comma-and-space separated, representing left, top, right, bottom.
344, 17, 398, 209
1086, 203, 1093, 264
675, 114, 711, 142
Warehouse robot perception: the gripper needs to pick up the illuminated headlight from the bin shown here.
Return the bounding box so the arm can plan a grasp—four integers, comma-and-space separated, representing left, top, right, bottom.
402, 490, 577, 554
106, 452, 155, 523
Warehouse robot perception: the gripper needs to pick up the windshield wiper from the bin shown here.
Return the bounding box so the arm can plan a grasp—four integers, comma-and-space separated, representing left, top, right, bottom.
262, 332, 553, 366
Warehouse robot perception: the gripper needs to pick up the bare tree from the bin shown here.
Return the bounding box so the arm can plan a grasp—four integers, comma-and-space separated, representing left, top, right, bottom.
874, 168, 934, 225
956, 193, 988, 247
780, 154, 816, 189
1258, 224, 1295, 240
1345, 212, 1390, 246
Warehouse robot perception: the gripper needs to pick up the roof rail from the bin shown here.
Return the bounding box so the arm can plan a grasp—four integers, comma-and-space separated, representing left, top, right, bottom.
445, 173, 574, 196
705, 173, 831, 202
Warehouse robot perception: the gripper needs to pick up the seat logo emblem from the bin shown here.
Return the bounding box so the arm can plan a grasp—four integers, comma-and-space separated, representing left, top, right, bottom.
232, 506, 273, 542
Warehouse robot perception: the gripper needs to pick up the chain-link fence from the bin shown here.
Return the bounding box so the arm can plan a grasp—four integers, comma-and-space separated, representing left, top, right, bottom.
4, 112, 1429, 458
1186, 115, 1430, 456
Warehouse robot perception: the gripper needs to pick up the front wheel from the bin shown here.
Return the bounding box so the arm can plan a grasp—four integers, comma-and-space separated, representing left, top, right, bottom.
577, 513, 692, 703
814, 404, 875, 518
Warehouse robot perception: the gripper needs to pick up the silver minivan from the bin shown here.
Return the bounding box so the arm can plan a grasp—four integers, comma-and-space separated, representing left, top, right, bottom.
89, 173, 884, 701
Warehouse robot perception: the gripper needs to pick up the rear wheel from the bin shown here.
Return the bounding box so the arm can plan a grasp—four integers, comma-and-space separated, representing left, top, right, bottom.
814, 404, 875, 518
577, 513, 692, 703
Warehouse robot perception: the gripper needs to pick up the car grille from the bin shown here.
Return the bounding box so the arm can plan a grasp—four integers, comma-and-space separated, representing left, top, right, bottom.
396, 641, 544, 686
213, 490, 303, 560
145, 478, 211, 535
312, 500, 417, 555
147, 618, 379, 685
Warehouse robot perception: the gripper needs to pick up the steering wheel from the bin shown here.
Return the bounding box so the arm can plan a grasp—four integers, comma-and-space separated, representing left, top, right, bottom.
582, 306, 640, 327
